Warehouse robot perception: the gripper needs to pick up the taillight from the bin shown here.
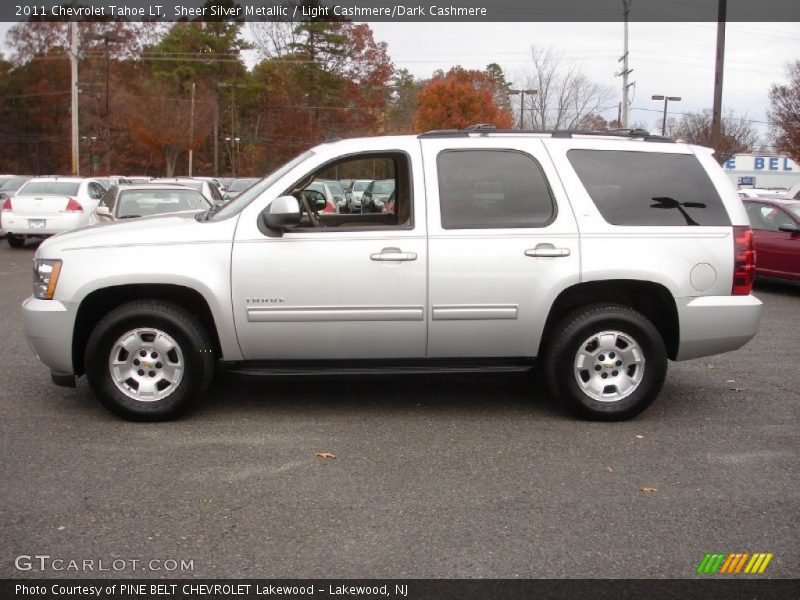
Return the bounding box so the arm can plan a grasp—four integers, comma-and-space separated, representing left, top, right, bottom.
65, 198, 83, 213
1, 198, 11, 212
732, 225, 755, 295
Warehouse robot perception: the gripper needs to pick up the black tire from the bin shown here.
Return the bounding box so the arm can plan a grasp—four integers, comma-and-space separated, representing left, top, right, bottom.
7, 235, 25, 248
543, 304, 667, 421
84, 300, 215, 421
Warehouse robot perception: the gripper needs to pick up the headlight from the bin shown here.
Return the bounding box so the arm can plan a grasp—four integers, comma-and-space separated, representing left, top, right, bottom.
33, 259, 62, 300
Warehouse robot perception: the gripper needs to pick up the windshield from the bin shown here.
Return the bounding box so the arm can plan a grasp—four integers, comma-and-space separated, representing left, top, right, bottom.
373, 181, 395, 194
117, 189, 211, 218
19, 181, 81, 196
353, 180, 370, 191
327, 181, 345, 195
209, 150, 315, 221
229, 178, 258, 192
784, 202, 800, 219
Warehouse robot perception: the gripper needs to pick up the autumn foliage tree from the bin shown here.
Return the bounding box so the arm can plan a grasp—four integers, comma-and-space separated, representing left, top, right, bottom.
117, 78, 215, 176
768, 60, 800, 163
413, 66, 514, 132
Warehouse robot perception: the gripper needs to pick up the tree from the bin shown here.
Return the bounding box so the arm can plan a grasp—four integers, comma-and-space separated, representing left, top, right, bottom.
519, 46, 614, 130
768, 60, 800, 163
248, 20, 393, 170
668, 109, 759, 165
117, 78, 215, 176
413, 67, 514, 132
385, 68, 423, 134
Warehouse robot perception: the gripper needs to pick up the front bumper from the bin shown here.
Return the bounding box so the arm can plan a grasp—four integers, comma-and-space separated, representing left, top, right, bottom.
675, 294, 763, 361
21, 296, 77, 375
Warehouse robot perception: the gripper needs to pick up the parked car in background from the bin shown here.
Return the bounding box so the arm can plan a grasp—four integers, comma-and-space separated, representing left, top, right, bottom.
307, 179, 346, 213
0, 176, 33, 237
737, 187, 788, 200
743, 198, 800, 281
361, 179, 396, 213
223, 178, 259, 201
2, 177, 106, 247
217, 178, 235, 192
123, 176, 154, 184
346, 179, 372, 213
89, 185, 211, 224
151, 177, 224, 205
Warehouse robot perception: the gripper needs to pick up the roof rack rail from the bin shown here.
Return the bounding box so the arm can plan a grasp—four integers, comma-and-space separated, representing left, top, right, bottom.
418, 124, 674, 143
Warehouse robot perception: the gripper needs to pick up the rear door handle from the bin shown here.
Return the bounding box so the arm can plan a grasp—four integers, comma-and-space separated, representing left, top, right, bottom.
524, 244, 571, 258
370, 247, 418, 262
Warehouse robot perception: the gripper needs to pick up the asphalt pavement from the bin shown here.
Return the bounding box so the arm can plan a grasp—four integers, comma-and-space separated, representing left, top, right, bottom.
1, 240, 797, 579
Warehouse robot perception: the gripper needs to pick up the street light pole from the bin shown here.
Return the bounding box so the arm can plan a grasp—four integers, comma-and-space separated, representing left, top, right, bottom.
507, 89, 537, 129
651, 94, 681, 136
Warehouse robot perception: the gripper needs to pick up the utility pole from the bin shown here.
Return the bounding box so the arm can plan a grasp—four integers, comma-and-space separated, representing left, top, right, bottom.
618, 0, 634, 128
70, 23, 79, 176
86, 31, 124, 175
711, 0, 727, 156
188, 82, 196, 177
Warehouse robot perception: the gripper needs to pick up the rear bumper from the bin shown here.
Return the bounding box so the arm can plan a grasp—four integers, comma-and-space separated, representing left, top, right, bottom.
675, 294, 763, 361
21, 296, 77, 375
3, 212, 88, 236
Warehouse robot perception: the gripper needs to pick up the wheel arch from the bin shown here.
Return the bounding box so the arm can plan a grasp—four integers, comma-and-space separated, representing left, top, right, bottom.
72, 284, 223, 376
540, 279, 680, 360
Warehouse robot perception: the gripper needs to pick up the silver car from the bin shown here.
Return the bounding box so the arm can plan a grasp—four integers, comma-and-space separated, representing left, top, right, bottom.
22, 127, 762, 421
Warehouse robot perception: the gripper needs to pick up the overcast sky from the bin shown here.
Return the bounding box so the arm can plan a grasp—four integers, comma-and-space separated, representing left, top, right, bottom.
361, 22, 798, 139
2, 20, 797, 141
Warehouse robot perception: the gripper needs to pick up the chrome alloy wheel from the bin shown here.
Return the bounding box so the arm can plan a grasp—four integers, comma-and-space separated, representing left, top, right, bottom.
573, 330, 645, 402
108, 328, 184, 401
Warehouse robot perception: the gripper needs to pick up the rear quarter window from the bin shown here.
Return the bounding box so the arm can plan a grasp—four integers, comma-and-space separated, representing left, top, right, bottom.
567, 150, 731, 226
437, 149, 556, 229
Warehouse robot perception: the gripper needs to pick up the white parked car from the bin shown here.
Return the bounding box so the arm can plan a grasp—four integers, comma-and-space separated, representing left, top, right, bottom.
2, 177, 106, 248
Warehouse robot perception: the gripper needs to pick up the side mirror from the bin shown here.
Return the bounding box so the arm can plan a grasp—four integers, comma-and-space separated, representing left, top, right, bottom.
778, 223, 800, 234
262, 195, 301, 230
96, 206, 111, 216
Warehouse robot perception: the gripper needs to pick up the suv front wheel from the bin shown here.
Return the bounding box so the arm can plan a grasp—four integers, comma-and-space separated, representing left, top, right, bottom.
543, 304, 667, 421
84, 300, 215, 421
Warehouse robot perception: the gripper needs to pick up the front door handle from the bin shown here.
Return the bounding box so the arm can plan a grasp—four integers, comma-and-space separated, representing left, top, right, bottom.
370, 247, 418, 262
524, 243, 571, 258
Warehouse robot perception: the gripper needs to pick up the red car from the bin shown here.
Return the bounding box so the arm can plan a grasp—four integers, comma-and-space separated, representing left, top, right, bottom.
743, 198, 800, 281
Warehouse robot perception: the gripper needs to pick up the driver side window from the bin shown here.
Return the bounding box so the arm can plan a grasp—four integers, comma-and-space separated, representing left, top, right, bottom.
285, 152, 412, 230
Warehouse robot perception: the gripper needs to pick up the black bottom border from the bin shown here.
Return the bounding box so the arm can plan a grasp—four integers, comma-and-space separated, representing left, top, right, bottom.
3, 579, 799, 600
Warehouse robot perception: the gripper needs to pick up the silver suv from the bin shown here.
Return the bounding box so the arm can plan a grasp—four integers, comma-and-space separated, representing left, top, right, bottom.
22, 126, 762, 421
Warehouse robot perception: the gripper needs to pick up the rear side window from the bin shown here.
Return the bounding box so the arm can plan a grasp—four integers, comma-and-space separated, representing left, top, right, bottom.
437, 150, 556, 229
567, 150, 731, 226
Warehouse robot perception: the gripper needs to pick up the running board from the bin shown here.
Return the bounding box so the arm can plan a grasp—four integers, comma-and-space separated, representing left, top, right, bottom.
224, 358, 535, 378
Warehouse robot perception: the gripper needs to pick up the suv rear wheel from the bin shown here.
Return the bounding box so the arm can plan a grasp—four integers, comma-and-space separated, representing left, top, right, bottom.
543, 304, 667, 421
84, 300, 215, 421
